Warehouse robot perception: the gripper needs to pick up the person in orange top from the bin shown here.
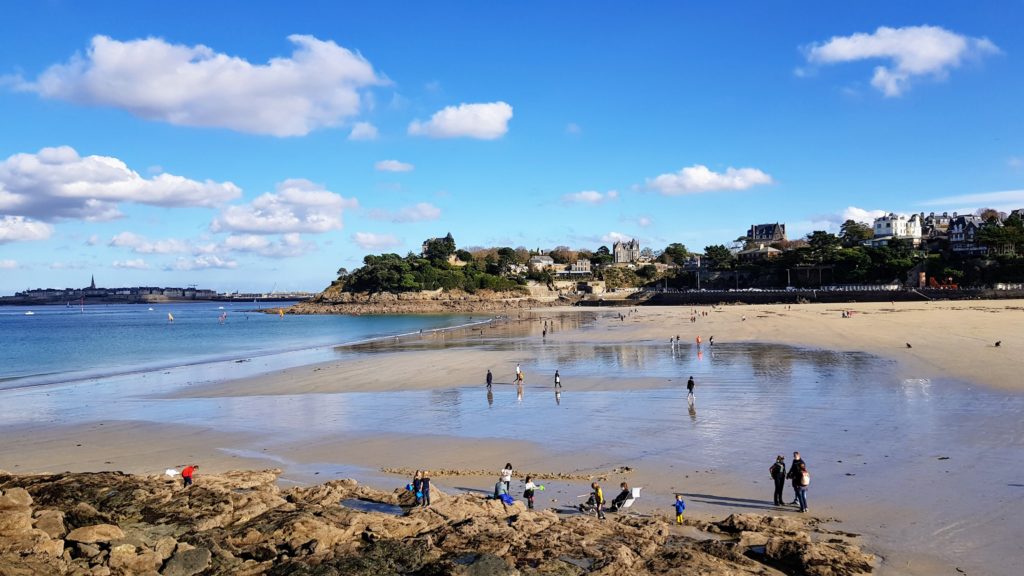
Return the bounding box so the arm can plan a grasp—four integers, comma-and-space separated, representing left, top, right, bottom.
181, 464, 198, 488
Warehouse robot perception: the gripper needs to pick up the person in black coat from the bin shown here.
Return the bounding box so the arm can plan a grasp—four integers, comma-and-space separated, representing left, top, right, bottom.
769, 455, 787, 506
785, 451, 806, 505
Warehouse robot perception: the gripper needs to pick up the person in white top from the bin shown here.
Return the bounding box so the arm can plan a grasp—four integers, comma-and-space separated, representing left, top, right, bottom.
500, 463, 513, 492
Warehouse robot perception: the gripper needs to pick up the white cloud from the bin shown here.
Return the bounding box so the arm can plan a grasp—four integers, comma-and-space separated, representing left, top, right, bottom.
838, 206, 887, 225
109, 231, 191, 254
920, 189, 1024, 212
367, 202, 441, 223
21, 35, 385, 136
645, 164, 774, 195
0, 146, 240, 221
636, 216, 653, 227
112, 258, 148, 269
805, 25, 1000, 97
349, 122, 378, 141
374, 159, 414, 172
562, 190, 619, 204
49, 261, 87, 270
351, 232, 402, 250
211, 178, 357, 234
0, 216, 53, 243
166, 255, 237, 271
85, 234, 99, 246
408, 101, 513, 139
0, 259, 18, 269
222, 233, 312, 258
601, 231, 634, 244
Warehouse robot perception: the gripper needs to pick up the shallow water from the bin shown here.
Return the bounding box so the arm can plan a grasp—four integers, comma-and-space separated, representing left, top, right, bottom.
2, 335, 1021, 574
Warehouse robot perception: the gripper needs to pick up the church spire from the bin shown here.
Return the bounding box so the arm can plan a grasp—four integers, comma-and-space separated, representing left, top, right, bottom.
90, 275, 96, 289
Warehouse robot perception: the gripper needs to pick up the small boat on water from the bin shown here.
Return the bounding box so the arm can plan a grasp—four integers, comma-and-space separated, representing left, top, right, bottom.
167, 312, 175, 322
24, 311, 35, 316
217, 306, 225, 310
148, 307, 154, 311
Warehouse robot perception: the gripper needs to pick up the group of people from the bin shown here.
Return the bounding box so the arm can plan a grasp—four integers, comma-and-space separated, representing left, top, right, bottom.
770, 451, 810, 512
486, 365, 562, 390
409, 470, 432, 507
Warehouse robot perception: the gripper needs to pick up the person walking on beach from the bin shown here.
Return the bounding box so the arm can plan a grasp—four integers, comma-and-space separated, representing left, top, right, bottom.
686, 376, 695, 402
770, 455, 787, 506
420, 471, 431, 507
181, 464, 198, 488
796, 462, 809, 512
554, 370, 561, 388
501, 463, 514, 493
515, 363, 522, 380
486, 369, 493, 389
709, 336, 714, 347
787, 451, 806, 506
674, 494, 686, 524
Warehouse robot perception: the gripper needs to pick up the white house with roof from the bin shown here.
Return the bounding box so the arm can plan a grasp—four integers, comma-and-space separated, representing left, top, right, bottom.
867, 213, 923, 247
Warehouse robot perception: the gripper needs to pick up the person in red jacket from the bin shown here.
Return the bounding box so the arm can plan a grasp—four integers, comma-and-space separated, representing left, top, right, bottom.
181, 464, 198, 488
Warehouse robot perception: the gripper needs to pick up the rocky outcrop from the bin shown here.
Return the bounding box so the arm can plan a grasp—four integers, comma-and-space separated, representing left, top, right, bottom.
0, 471, 876, 575
288, 289, 569, 315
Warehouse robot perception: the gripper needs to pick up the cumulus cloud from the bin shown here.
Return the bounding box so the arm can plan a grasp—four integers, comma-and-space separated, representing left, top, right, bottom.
367, 202, 441, 223
0, 215, 53, 243
109, 231, 191, 254
374, 159, 414, 172
349, 122, 378, 141
0, 259, 18, 269
221, 233, 312, 258
645, 164, 774, 195
166, 255, 237, 271
0, 146, 240, 221
804, 25, 1000, 97
20, 35, 385, 136
563, 190, 618, 204
837, 206, 888, 225
408, 102, 513, 139
112, 258, 148, 269
601, 231, 634, 244
211, 178, 357, 234
351, 232, 402, 250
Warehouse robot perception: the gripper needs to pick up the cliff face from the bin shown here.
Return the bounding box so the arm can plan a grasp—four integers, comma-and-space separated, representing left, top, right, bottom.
290, 288, 571, 315
0, 469, 876, 575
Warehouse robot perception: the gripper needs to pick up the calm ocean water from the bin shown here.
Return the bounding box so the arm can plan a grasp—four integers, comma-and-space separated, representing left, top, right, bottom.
0, 302, 475, 388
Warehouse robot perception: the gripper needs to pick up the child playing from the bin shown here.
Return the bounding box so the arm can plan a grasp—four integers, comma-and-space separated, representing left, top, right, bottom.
523, 475, 543, 510
674, 494, 686, 524
420, 471, 431, 507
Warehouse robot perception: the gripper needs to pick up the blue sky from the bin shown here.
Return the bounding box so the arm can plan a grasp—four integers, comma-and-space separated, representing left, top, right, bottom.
1, 1, 1022, 294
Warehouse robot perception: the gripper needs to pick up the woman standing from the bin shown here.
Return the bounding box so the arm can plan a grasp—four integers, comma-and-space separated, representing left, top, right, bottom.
412, 470, 423, 505
797, 462, 810, 513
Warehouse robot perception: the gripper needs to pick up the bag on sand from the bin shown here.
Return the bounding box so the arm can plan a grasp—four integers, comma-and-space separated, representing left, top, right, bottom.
801, 472, 810, 487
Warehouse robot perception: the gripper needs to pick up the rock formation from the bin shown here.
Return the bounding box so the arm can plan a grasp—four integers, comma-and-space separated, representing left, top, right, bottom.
0, 469, 875, 575
288, 289, 569, 315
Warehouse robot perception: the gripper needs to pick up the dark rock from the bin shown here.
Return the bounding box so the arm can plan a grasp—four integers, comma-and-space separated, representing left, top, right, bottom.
162, 546, 212, 576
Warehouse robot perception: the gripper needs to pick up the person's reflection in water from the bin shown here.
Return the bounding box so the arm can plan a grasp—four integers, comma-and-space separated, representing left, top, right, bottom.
555, 390, 561, 405
517, 383, 524, 402
487, 389, 494, 407
697, 349, 704, 361
688, 402, 697, 422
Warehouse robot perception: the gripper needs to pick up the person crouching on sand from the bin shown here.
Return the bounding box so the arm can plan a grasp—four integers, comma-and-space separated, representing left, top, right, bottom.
181, 464, 198, 488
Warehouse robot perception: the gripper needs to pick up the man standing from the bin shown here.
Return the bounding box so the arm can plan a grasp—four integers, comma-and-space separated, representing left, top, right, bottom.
786, 451, 806, 505
554, 370, 561, 388
181, 464, 198, 488
486, 369, 493, 389
686, 376, 695, 402
769, 455, 787, 506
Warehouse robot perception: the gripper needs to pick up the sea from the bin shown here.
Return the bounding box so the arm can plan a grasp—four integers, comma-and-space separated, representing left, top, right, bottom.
0, 302, 477, 390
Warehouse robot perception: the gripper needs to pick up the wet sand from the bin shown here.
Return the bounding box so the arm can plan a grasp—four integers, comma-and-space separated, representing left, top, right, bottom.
2, 301, 1023, 575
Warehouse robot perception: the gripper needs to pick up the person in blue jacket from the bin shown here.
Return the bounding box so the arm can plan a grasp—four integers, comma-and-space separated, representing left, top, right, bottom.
674, 494, 686, 524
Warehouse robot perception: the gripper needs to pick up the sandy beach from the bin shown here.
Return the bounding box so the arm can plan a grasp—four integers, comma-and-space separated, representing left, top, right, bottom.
2, 300, 1023, 575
